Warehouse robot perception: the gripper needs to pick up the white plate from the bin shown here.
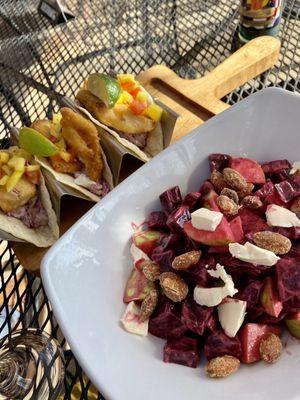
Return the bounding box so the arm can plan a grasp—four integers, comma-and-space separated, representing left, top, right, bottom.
41, 88, 300, 400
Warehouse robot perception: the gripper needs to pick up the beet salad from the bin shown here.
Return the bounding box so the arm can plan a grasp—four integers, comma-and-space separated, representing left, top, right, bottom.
121, 154, 300, 378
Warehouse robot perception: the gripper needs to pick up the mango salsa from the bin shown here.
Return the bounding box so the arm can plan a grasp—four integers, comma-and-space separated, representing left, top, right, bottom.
6, 171, 23, 192
0, 152, 9, 164
0, 175, 9, 186
145, 104, 163, 121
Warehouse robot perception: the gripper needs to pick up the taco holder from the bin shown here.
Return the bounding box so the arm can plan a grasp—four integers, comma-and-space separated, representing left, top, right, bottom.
10, 35, 280, 273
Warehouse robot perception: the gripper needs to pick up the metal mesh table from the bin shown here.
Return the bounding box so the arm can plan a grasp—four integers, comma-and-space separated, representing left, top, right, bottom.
0, 0, 299, 398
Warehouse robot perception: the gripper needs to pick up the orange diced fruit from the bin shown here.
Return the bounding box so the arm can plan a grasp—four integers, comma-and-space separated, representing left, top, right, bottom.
6, 171, 23, 192
145, 104, 163, 121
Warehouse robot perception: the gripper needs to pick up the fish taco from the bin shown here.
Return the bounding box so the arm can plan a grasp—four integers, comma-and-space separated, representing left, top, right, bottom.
75, 73, 164, 162
19, 108, 114, 202
0, 147, 59, 247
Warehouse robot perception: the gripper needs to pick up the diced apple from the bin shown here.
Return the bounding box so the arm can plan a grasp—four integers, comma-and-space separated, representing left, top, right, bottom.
239, 323, 281, 363
6, 171, 23, 192
123, 268, 155, 303
130, 243, 149, 270
285, 312, 300, 339
229, 216, 244, 243
132, 230, 161, 256
0, 152, 9, 164
0, 175, 9, 186
260, 276, 283, 318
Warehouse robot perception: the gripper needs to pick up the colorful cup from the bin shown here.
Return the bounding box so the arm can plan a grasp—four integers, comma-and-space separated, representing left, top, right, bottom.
239, 0, 283, 42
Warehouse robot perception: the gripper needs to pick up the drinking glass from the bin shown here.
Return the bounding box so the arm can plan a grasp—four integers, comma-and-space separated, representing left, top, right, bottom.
0, 328, 64, 399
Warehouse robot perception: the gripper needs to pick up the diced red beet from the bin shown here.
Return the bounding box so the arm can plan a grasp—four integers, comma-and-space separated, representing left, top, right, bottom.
157, 233, 183, 252
218, 255, 270, 278
204, 330, 242, 360
276, 258, 300, 303
160, 186, 182, 213
256, 311, 286, 325
237, 280, 264, 310
167, 206, 190, 233
123, 268, 155, 303
283, 297, 300, 313
255, 180, 285, 206
163, 336, 200, 368
179, 255, 215, 287
208, 245, 229, 254
208, 153, 230, 172
151, 249, 175, 273
181, 298, 213, 336
239, 323, 281, 363
262, 159, 292, 175
229, 216, 244, 243
199, 180, 214, 196
275, 176, 300, 203
271, 170, 290, 183
206, 312, 219, 333
289, 243, 300, 259
148, 211, 167, 230
182, 192, 201, 211
229, 157, 266, 184
149, 297, 187, 339
238, 208, 268, 234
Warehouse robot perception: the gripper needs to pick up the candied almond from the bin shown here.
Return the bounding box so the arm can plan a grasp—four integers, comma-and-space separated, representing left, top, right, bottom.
237, 183, 255, 200
140, 260, 160, 281
211, 170, 226, 193
172, 250, 201, 270
206, 355, 240, 378
220, 188, 239, 204
216, 195, 239, 216
223, 168, 247, 191
140, 288, 159, 322
291, 197, 300, 214
253, 231, 291, 255
242, 195, 263, 209
159, 272, 188, 302
259, 333, 282, 363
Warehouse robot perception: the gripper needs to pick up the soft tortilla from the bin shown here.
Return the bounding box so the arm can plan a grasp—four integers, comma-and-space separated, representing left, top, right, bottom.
0, 174, 59, 247
37, 149, 114, 203
76, 91, 164, 161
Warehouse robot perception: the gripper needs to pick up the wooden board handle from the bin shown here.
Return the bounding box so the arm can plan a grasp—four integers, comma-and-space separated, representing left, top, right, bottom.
139, 36, 280, 115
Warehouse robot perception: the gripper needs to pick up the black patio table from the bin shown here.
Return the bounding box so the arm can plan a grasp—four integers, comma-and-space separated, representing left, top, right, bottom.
0, 1, 299, 398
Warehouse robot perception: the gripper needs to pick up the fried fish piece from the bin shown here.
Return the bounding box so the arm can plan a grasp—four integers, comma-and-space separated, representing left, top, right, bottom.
60, 108, 103, 182
76, 89, 155, 135
49, 155, 83, 175
0, 177, 36, 213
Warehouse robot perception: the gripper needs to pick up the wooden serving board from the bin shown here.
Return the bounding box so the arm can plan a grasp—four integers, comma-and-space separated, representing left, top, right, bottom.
12, 36, 280, 275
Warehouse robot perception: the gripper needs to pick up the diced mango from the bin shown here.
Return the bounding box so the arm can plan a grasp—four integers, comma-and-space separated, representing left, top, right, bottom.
26, 164, 40, 172
0, 152, 9, 164
145, 104, 163, 121
6, 171, 23, 192
59, 150, 72, 162
8, 156, 26, 172
56, 137, 66, 150
0, 175, 9, 186
122, 91, 133, 104
2, 165, 12, 176
117, 74, 135, 84
136, 91, 148, 103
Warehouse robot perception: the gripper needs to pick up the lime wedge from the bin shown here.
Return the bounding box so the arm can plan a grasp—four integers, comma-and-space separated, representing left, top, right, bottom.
19, 127, 59, 157
87, 73, 121, 108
